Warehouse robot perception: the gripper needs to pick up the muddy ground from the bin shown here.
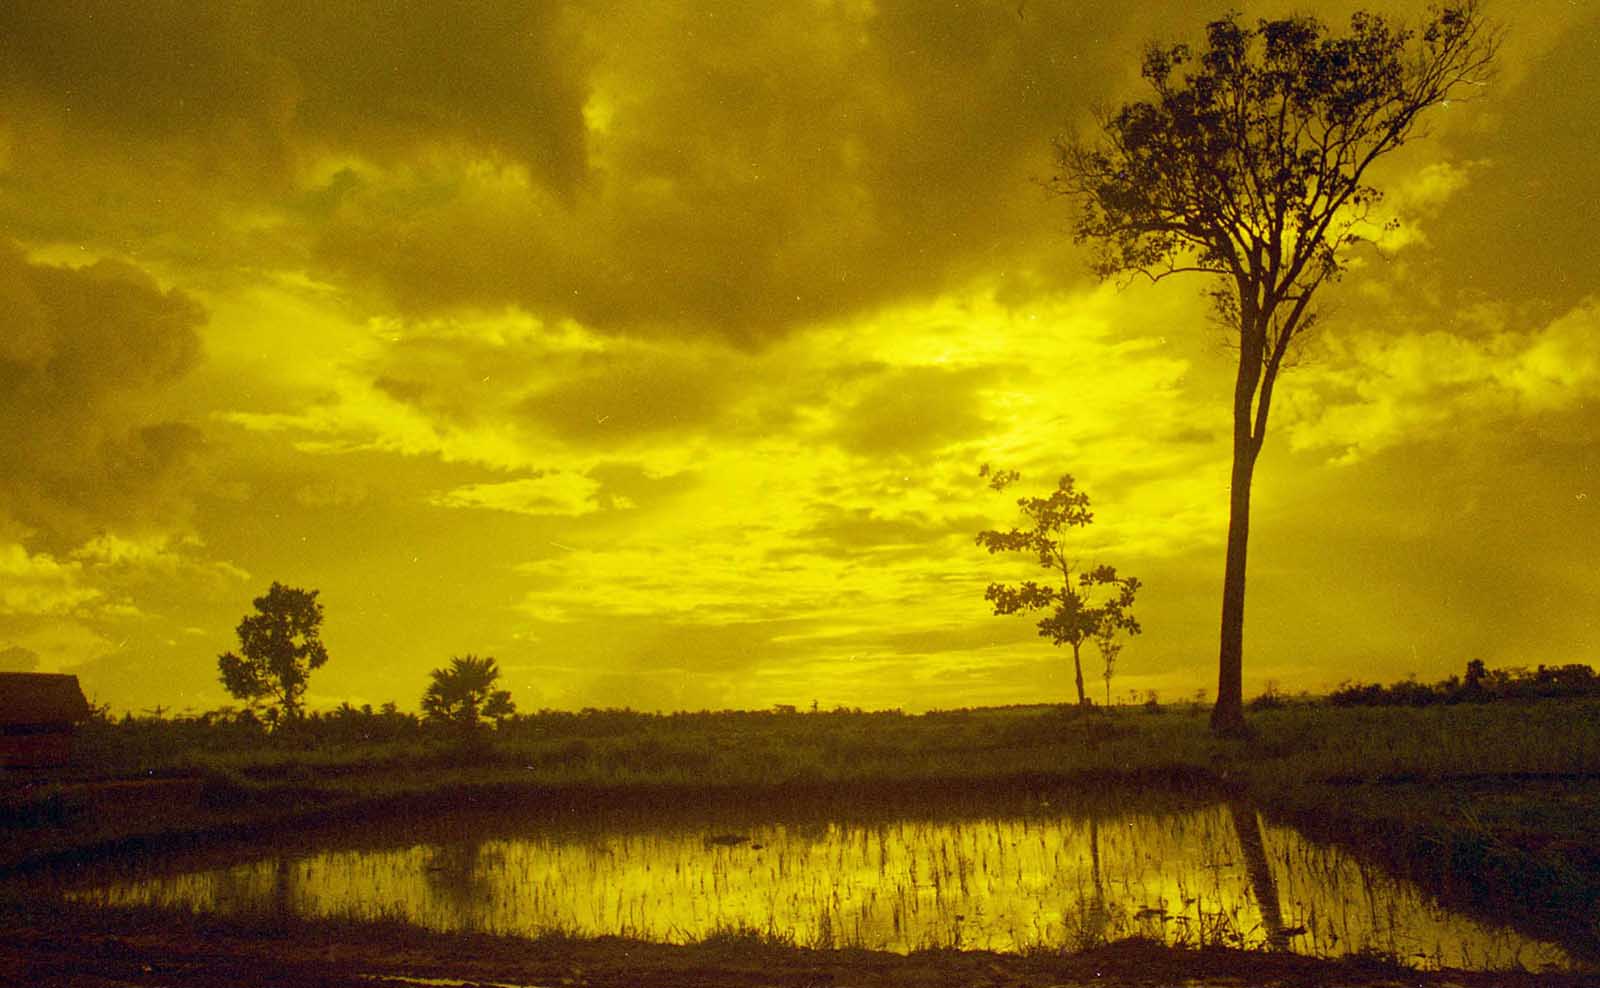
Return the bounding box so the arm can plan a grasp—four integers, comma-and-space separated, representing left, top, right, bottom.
4, 903, 1596, 988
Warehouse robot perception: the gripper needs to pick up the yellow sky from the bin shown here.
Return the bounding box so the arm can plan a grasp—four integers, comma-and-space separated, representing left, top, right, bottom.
0, 1, 1595, 714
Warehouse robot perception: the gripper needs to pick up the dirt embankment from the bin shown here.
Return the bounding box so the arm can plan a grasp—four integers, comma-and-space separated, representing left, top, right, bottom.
5, 905, 1594, 988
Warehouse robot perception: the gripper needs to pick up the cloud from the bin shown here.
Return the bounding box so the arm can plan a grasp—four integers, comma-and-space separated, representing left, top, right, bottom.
830, 366, 994, 457
0, 3, 589, 212
800, 505, 972, 558
71, 533, 192, 572
431, 474, 632, 517
514, 346, 737, 445
0, 543, 100, 617
3, 1, 1593, 716
293, 477, 370, 509
0, 645, 40, 672
0, 243, 207, 547
67, 531, 251, 588
1415, 10, 1600, 318
0, 0, 1173, 343
311, 0, 1186, 339
1282, 299, 1600, 461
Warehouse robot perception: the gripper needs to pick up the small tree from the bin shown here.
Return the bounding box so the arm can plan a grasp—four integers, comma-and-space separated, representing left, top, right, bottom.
977, 467, 1142, 706
1095, 626, 1123, 708
1056, 5, 1497, 734
218, 581, 329, 723
422, 654, 516, 732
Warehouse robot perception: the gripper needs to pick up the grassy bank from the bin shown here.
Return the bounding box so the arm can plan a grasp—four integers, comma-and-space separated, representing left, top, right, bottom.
5, 699, 1599, 962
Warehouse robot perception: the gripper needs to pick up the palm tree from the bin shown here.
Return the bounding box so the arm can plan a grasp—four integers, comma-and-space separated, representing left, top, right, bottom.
422, 654, 516, 731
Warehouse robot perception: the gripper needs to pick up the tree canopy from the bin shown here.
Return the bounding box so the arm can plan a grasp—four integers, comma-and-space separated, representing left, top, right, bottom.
1056, 3, 1496, 733
217, 581, 329, 723
422, 654, 516, 731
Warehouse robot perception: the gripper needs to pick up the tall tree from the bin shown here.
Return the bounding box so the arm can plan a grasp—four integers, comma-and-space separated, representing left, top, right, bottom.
1056, 4, 1496, 733
422, 654, 516, 732
218, 581, 329, 723
977, 467, 1141, 706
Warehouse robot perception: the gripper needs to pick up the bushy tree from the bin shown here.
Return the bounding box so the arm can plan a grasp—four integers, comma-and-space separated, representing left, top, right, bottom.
1056, 4, 1496, 734
422, 654, 516, 731
977, 467, 1141, 706
218, 582, 329, 723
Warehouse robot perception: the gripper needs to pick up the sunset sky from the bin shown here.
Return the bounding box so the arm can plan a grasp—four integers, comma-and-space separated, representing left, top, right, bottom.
1, 0, 1595, 716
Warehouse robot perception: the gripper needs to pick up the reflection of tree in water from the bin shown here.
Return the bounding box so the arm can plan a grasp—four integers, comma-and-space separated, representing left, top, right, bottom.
1229, 801, 1288, 950
204, 856, 298, 919
1062, 817, 1119, 950
425, 840, 502, 927
273, 855, 294, 919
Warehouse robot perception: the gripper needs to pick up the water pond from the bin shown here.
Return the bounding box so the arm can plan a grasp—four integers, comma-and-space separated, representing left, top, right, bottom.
63, 794, 1577, 972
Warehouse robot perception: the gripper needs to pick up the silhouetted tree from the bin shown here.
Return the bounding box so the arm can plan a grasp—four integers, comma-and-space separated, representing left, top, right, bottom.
217, 582, 329, 723
1463, 657, 1487, 693
1056, 5, 1497, 734
422, 654, 516, 732
1095, 626, 1123, 708
977, 467, 1141, 706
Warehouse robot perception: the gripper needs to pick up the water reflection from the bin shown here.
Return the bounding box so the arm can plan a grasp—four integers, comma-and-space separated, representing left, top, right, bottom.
70, 801, 1573, 971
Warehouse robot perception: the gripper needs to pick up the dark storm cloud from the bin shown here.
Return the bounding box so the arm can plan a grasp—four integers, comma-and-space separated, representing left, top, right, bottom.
1424, 12, 1600, 319
0, 243, 206, 547
0, 2, 588, 291
0, 0, 1176, 342
306, 0, 1163, 339
0, 1, 588, 186
2, 0, 1582, 348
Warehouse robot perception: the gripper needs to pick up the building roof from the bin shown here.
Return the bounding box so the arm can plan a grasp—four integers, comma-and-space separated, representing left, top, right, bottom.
0, 673, 91, 727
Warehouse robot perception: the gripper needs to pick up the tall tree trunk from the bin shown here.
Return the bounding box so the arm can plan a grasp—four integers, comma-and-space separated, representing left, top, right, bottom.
1072, 641, 1087, 706
1213, 324, 1263, 736
1211, 449, 1255, 734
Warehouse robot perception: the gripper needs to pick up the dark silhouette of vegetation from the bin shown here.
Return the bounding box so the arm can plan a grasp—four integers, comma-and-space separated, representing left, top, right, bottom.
1329, 661, 1600, 707
1246, 680, 1293, 711
1056, 5, 1498, 735
217, 582, 329, 725
422, 654, 516, 733
976, 467, 1141, 706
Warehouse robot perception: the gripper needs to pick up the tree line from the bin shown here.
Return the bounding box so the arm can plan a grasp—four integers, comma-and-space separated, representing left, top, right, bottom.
1326, 660, 1600, 708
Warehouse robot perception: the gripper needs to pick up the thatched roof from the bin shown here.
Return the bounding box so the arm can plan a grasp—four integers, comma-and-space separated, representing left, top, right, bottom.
0, 673, 91, 728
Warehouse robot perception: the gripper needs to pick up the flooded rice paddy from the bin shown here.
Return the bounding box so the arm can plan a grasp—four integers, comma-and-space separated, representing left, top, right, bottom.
66, 797, 1576, 972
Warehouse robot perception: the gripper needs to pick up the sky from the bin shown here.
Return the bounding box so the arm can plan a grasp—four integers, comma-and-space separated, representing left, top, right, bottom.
0, 0, 1595, 716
